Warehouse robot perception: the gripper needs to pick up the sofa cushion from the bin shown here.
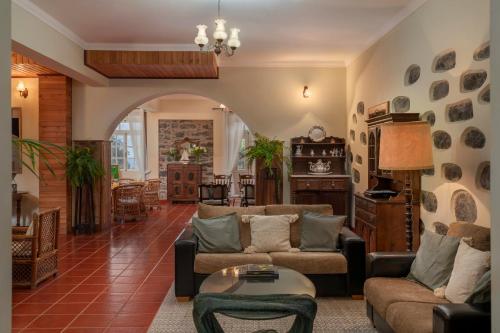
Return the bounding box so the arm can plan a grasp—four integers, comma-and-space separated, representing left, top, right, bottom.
300, 212, 345, 252
192, 213, 242, 253
447, 222, 490, 251
364, 277, 449, 317
385, 301, 435, 333
197, 203, 265, 249
269, 251, 347, 274
242, 214, 299, 253
265, 204, 333, 248
194, 253, 272, 274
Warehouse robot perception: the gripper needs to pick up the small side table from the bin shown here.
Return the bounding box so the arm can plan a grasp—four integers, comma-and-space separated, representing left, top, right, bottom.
12, 191, 29, 227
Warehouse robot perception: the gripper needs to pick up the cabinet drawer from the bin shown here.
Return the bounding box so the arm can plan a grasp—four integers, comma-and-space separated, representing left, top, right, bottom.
296, 179, 321, 190
355, 207, 376, 225
320, 178, 348, 190
355, 196, 376, 213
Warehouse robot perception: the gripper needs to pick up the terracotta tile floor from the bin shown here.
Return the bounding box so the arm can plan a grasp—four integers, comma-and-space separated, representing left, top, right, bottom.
12, 202, 196, 333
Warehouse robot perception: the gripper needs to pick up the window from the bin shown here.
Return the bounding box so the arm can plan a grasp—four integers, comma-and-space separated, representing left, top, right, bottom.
111, 120, 138, 171
237, 129, 250, 170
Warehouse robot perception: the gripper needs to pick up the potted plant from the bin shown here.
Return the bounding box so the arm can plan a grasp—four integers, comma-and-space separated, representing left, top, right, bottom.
66, 147, 104, 234
190, 145, 208, 163
245, 133, 289, 204
166, 147, 180, 161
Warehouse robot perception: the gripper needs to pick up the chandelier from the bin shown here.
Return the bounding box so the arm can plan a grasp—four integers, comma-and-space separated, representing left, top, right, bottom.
194, 0, 241, 57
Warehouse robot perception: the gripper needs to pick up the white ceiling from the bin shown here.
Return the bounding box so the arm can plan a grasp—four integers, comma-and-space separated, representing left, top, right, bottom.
18, 0, 427, 67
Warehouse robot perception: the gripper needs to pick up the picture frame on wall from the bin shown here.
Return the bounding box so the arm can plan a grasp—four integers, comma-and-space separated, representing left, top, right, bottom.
367, 101, 390, 119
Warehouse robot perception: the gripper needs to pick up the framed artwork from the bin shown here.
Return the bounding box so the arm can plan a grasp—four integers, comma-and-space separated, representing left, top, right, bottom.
367, 101, 390, 119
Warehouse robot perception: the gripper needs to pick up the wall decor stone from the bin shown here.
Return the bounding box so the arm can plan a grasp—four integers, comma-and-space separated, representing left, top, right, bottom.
430, 80, 449, 101
478, 84, 490, 104
473, 41, 490, 61
357, 102, 365, 115
346, 144, 353, 164
433, 222, 449, 235
405, 64, 421, 85
422, 167, 435, 176
355, 154, 363, 165
421, 190, 438, 213
462, 127, 486, 149
392, 96, 410, 113
442, 163, 462, 182
432, 130, 452, 149
460, 70, 487, 92
476, 161, 490, 191
432, 50, 456, 72
446, 99, 473, 122
360, 132, 367, 145
350, 129, 356, 141
352, 114, 357, 124
353, 168, 360, 183
420, 111, 436, 127
451, 189, 477, 223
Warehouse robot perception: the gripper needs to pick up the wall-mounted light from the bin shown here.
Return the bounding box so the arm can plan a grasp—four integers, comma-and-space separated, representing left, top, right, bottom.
303, 85, 311, 98
16, 81, 28, 99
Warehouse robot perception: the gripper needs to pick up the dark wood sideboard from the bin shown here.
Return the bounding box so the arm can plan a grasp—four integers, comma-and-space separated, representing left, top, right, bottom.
167, 163, 201, 203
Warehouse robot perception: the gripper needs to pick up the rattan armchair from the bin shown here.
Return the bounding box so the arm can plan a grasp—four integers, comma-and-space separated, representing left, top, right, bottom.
142, 179, 161, 210
12, 208, 60, 289
113, 184, 146, 223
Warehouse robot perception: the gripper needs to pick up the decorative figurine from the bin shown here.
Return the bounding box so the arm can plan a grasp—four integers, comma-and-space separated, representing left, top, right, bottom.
322, 149, 327, 156
295, 145, 303, 156
310, 149, 315, 156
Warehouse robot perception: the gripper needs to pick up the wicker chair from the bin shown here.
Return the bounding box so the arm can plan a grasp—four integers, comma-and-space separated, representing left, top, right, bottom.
142, 179, 161, 210
12, 208, 60, 289
113, 184, 146, 222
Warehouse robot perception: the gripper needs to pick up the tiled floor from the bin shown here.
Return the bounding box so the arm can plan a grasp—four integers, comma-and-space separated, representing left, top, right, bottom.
12, 202, 196, 333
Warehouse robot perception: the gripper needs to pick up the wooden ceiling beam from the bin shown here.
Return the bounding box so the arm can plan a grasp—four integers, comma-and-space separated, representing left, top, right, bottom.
11, 52, 59, 77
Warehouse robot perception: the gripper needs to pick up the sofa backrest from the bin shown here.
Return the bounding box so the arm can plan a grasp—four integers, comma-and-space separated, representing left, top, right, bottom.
447, 222, 490, 251
265, 204, 333, 248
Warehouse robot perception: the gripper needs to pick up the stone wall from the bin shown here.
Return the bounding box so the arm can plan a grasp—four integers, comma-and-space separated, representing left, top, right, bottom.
158, 120, 213, 199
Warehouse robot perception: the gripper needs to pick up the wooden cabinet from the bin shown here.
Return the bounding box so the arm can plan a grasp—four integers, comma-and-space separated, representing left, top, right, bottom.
291, 176, 351, 220
167, 163, 201, 203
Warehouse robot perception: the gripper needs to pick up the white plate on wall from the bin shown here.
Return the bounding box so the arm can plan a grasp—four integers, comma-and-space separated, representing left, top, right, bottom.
308, 125, 326, 142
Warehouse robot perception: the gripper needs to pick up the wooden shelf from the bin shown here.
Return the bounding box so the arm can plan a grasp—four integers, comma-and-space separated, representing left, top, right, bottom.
292, 156, 345, 159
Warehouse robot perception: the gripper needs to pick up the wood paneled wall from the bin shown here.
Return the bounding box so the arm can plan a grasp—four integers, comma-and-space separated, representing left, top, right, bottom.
38, 75, 72, 234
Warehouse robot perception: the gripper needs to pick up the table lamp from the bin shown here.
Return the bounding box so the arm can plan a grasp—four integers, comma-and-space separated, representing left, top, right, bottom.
378, 121, 433, 251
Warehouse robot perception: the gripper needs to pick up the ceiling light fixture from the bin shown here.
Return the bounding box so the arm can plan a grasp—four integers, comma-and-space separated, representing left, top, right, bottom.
303, 86, 311, 98
16, 81, 28, 99
194, 0, 241, 57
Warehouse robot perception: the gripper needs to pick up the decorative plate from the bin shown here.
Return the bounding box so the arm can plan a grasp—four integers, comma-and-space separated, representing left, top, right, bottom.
307, 172, 333, 176
308, 125, 326, 142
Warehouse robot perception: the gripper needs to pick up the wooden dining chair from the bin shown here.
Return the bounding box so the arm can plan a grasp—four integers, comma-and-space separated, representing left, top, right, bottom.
238, 174, 256, 207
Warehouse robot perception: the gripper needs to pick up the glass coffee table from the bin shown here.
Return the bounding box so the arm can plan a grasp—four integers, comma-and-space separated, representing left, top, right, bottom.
199, 265, 316, 320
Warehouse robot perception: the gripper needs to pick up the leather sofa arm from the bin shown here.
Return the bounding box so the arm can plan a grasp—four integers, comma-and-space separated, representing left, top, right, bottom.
175, 227, 198, 298
366, 252, 416, 278
433, 303, 491, 333
339, 228, 365, 295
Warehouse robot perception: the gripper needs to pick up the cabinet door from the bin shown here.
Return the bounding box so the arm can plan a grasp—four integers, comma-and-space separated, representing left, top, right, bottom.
295, 192, 318, 205
168, 167, 184, 198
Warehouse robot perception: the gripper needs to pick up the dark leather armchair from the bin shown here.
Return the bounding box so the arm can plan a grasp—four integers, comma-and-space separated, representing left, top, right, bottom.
365, 252, 491, 333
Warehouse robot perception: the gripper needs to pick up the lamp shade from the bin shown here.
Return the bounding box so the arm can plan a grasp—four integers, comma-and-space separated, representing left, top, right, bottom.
379, 121, 433, 171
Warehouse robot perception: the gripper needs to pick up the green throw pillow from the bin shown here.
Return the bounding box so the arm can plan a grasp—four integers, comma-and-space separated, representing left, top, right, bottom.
192, 213, 242, 253
299, 211, 345, 252
466, 270, 491, 305
407, 230, 460, 290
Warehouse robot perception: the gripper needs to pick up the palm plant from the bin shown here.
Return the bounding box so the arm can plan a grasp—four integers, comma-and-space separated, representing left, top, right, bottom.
12, 137, 65, 180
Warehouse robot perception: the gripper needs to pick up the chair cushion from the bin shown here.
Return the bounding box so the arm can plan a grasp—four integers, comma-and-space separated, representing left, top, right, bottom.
447, 222, 490, 251
265, 205, 333, 248
194, 253, 272, 274
269, 251, 347, 274
197, 203, 266, 249
385, 301, 435, 333
364, 277, 449, 318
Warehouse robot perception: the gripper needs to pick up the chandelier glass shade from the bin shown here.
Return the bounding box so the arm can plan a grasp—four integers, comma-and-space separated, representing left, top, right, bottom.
194, 0, 240, 56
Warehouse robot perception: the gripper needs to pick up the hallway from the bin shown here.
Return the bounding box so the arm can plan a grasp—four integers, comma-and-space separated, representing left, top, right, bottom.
12, 202, 196, 332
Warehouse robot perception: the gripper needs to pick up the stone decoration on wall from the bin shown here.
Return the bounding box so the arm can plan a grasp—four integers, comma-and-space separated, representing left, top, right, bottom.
460, 70, 487, 92
442, 163, 462, 182
357, 102, 365, 115
446, 99, 473, 122
355, 154, 363, 165
462, 127, 486, 149
405, 64, 421, 85
478, 84, 490, 104
392, 96, 410, 113
158, 119, 214, 199
433, 221, 449, 235
432, 130, 452, 149
350, 129, 356, 141
360, 132, 367, 145
420, 111, 436, 126
473, 41, 490, 61
476, 161, 490, 191
352, 114, 357, 124
353, 168, 360, 183
421, 190, 438, 212
430, 80, 449, 101
451, 189, 477, 223
432, 49, 456, 72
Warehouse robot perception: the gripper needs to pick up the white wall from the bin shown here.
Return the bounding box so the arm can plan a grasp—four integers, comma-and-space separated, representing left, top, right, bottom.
346, 0, 490, 229
1, 0, 12, 330
144, 97, 226, 179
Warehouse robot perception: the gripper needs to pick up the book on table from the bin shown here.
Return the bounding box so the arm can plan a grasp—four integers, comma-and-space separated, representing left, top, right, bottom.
239, 264, 279, 279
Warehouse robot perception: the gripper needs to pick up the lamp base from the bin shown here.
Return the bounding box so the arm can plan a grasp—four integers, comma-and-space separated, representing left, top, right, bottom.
404, 174, 413, 252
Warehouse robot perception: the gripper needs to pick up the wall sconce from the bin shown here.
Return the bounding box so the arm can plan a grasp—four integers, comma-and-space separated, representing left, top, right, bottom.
16, 81, 28, 99
303, 86, 311, 98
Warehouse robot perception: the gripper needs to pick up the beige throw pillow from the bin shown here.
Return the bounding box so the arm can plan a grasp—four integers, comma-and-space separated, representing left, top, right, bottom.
445, 238, 491, 303
241, 214, 299, 253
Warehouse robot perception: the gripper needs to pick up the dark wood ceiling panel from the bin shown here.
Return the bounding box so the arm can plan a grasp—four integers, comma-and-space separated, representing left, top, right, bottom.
11, 52, 59, 77
84, 50, 219, 79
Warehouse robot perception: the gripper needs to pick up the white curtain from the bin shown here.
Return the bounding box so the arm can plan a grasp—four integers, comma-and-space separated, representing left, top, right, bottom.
224, 112, 246, 193
127, 108, 146, 180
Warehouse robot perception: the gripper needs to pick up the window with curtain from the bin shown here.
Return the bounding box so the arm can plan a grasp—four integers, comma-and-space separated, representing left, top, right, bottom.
237, 129, 250, 170
111, 120, 138, 171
